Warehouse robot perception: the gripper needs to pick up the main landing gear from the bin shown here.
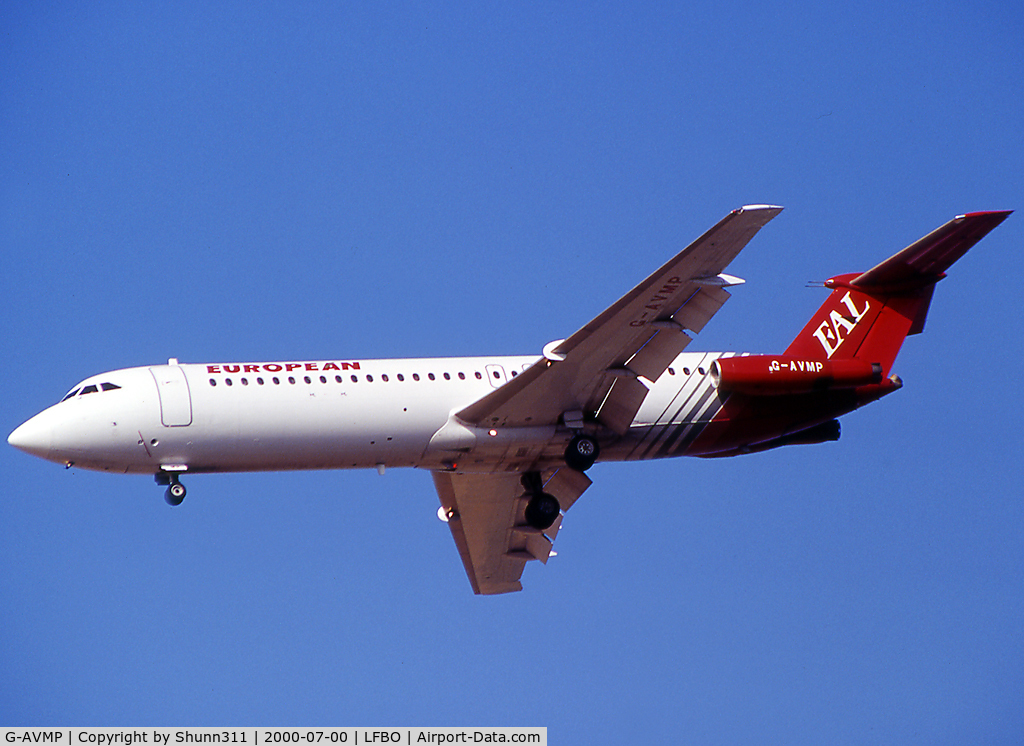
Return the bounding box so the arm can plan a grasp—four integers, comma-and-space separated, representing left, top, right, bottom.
564, 434, 599, 472
156, 472, 187, 506
522, 471, 560, 530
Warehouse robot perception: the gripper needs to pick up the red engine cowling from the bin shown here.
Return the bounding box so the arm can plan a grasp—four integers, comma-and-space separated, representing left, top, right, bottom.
710, 355, 882, 395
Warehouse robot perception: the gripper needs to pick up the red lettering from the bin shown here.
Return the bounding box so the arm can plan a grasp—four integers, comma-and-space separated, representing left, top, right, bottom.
209, 361, 360, 373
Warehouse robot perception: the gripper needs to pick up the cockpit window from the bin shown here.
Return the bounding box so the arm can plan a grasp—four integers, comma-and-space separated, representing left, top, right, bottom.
60, 381, 121, 402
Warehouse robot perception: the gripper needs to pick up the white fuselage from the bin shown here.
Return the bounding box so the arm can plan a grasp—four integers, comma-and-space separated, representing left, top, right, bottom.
11, 352, 735, 477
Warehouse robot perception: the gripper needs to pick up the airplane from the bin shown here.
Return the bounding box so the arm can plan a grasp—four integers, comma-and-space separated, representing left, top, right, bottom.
8, 206, 1011, 594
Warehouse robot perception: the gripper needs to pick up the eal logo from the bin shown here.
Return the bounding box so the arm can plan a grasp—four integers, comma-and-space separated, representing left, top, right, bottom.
812, 291, 871, 358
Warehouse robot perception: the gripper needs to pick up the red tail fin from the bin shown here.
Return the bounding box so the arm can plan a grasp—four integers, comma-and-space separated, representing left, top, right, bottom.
784, 211, 1011, 375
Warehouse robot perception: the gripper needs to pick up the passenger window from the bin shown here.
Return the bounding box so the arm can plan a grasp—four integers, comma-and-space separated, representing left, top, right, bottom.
397, 374, 404, 381
382, 374, 389, 382
458, 372, 465, 380
413, 373, 420, 381
428, 373, 435, 381
475, 372, 482, 380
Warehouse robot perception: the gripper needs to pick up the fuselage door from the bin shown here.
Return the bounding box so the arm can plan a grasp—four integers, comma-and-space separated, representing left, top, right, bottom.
485, 364, 507, 389
150, 365, 193, 426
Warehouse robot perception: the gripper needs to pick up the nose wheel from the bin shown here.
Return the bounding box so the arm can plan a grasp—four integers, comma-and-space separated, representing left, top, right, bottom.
156, 472, 187, 506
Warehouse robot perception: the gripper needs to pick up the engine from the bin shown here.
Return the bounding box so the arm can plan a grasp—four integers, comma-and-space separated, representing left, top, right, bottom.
710, 355, 882, 395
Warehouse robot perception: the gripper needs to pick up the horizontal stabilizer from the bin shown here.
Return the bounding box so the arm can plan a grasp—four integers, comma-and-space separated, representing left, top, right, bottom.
853, 211, 1011, 290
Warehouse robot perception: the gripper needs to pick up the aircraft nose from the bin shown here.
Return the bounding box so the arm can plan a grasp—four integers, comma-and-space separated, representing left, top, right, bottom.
8, 413, 54, 460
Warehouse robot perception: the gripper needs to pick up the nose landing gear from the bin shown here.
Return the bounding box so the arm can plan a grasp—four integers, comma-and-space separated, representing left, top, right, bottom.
156, 472, 187, 506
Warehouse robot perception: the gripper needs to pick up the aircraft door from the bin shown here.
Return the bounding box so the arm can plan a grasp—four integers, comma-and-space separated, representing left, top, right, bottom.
485, 364, 507, 389
150, 365, 193, 426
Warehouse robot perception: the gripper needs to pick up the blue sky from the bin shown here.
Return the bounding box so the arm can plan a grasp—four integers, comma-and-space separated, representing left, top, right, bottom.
2, 1, 1022, 740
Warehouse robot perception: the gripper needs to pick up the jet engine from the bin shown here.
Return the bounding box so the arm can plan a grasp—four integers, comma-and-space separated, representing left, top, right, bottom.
710, 355, 882, 395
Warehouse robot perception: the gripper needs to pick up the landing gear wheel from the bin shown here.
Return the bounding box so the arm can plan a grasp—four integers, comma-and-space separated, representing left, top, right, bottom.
164, 479, 186, 506
565, 434, 599, 472
525, 492, 560, 530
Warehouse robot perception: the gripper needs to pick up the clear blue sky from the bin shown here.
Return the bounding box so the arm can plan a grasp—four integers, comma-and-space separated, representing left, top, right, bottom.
3, 2, 1022, 741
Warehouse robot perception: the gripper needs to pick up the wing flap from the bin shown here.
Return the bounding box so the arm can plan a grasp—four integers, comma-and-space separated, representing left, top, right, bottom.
673, 286, 732, 333
625, 328, 693, 381
595, 375, 651, 435
510, 519, 558, 564
542, 467, 592, 513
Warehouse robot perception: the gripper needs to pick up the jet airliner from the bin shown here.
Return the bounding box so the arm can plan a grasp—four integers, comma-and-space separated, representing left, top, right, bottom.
9, 206, 1011, 593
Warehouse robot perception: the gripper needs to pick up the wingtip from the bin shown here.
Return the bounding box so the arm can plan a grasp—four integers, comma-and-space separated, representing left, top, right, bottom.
955, 210, 1013, 223
738, 204, 784, 212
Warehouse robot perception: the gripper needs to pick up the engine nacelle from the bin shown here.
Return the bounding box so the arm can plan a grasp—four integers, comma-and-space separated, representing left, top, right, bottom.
710, 355, 882, 395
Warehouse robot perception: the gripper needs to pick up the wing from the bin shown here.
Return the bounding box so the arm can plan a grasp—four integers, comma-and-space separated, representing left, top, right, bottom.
433, 467, 592, 594
458, 205, 783, 434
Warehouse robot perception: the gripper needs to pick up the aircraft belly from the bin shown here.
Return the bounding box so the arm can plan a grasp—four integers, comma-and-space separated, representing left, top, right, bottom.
681, 390, 870, 456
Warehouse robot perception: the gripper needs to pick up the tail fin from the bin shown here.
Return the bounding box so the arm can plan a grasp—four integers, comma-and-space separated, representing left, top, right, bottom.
785, 211, 1011, 376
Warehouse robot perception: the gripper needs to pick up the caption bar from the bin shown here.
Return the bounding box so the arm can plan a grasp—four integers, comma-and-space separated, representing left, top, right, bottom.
3, 730, 545, 746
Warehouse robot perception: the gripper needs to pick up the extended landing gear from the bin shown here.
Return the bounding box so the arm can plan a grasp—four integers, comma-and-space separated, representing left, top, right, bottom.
522, 472, 560, 530
564, 434, 599, 472
156, 472, 186, 506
